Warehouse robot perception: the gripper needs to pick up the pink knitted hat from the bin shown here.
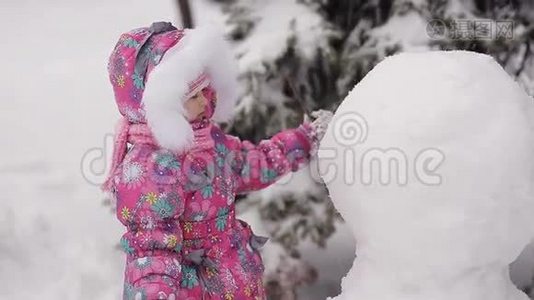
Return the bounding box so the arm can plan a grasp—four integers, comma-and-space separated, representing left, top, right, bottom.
107, 22, 239, 151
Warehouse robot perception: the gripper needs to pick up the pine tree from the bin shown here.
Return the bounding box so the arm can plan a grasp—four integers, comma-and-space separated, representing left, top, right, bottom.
211, 0, 534, 298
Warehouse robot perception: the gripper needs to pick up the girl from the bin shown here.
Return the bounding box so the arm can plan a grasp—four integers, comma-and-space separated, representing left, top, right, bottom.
103, 22, 331, 300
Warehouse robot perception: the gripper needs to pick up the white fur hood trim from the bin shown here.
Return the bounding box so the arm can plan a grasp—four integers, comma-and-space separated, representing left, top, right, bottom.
142, 26, 239, 152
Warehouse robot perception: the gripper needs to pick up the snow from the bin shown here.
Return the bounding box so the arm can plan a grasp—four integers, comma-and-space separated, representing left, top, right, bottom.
233, 0, 332, 74
228, 0, 335, 117
445, 0, 477, 19
512, 243, 534, 292
238, 164, 354, 299
295, 223, 356, 299
338, 3, 431, 94
0, 1, 346, 299
319, 51, 534, 300
0, 0, 225, 299
3, 0, 534, 299
371, 10, 430, 52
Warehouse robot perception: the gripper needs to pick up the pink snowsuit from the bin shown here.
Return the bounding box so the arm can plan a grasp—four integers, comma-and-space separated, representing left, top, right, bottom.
104, 23, 318, 300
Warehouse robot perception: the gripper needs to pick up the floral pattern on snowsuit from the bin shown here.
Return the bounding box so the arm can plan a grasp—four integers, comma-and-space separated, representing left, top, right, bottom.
106, 23, 318, 300
111, 122, 315, 300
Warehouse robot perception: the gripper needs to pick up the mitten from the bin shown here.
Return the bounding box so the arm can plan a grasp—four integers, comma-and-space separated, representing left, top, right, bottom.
309, 109, 333, 156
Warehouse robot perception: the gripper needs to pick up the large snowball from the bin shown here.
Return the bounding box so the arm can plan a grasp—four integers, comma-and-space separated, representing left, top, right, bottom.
319, 51, 534, 300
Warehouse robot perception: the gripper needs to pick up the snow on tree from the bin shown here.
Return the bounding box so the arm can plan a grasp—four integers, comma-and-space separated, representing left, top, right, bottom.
213, 0, 342, 297
319, 51, 534, 300
207, 0, 534, 298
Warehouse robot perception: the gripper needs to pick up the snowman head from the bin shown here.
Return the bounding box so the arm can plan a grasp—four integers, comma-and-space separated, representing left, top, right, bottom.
320, 51, 534, 277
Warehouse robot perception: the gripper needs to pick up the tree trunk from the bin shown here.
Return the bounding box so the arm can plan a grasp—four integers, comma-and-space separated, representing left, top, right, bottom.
176, 0, 194, 28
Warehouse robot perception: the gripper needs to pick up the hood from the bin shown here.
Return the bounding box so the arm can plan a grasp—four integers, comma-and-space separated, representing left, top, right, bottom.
107, 22, 239, 151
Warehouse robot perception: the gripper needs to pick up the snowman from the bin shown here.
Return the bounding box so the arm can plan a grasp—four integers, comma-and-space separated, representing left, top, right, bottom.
318, 51, 534, 300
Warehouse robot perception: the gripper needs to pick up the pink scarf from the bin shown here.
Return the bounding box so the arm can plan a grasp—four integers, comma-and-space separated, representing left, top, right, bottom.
101, 117, 214, 193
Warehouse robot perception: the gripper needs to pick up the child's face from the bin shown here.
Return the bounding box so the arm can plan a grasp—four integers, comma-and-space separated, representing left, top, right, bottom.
184, 90, 207, 121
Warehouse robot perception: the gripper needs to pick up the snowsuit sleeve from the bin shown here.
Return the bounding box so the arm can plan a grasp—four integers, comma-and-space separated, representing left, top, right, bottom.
226, 122, 317, 193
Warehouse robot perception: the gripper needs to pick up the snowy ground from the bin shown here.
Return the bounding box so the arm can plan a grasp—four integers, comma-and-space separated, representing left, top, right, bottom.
0, 1, 352, 299
1, 1, 533, 299
1, 0, 195, 299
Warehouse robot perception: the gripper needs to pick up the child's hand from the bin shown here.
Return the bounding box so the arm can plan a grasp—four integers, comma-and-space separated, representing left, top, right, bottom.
310, 109, 333, 142
307, 109, 333, 157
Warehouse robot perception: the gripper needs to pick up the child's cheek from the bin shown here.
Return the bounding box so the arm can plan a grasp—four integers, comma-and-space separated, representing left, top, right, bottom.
202, 92, 216, 117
